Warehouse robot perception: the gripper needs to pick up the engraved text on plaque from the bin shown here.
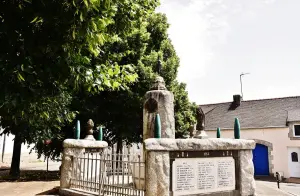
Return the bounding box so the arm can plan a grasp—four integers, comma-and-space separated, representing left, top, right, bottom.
172, 157, 235, 195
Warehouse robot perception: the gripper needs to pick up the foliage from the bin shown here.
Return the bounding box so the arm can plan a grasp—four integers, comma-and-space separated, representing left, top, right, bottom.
171, 81, 197, 138
32, 12, 197, 160
0, 0, 159, 174
0, 1, 195, 160
84, 13, 197, 143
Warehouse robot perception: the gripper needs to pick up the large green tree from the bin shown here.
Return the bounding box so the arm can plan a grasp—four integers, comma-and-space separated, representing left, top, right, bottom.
32, 12, 197, 159
0, 0, 158, 178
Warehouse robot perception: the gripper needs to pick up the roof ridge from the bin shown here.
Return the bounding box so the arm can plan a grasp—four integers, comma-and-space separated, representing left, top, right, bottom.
200, 95, 300, 106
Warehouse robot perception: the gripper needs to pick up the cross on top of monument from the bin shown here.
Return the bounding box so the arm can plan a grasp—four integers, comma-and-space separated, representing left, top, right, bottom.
151, 57, 166, 90
156, 57, 162, 75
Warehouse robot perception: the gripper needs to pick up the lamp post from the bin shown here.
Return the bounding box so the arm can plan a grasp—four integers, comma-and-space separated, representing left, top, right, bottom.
240, 72, 250, 99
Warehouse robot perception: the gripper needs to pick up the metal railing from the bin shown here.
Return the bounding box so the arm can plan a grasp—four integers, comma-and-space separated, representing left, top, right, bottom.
70, 144, 145, 196
70, 149, 104, 193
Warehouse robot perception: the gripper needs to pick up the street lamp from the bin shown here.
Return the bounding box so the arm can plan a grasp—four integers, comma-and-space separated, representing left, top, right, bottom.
240, 72, 250, 99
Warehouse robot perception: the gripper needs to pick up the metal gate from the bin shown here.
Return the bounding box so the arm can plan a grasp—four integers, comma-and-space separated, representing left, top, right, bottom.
70, 143, 145, 196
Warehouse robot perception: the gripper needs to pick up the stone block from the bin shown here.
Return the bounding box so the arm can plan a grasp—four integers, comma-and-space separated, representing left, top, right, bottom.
63, 147, 85, 157
144, 138, 256, 151
145, 151, 170, 196
63, 139, 108, 148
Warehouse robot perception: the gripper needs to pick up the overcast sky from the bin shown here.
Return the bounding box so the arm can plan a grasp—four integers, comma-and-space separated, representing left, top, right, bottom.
157, 0, 300, 104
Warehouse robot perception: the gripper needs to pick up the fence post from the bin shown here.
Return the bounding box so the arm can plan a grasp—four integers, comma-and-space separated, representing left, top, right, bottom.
97, 127, 103, 141
75, 120, 80, 139
234, 118, 241, 139
217, 127, 221, 138
154, 114, 161, 138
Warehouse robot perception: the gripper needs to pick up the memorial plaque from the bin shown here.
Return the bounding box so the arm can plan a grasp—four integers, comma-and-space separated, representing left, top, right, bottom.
172, 157, 235, 196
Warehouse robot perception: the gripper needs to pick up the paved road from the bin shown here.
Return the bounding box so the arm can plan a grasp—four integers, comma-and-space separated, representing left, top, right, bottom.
0, 181, 59, 196
0, 180, 298, 196
256, 180, 300, 196
0, 161, 61, 195
1, 161, 300, 196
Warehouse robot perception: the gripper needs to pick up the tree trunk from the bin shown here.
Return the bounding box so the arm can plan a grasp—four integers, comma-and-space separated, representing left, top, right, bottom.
9, 134, 22, 179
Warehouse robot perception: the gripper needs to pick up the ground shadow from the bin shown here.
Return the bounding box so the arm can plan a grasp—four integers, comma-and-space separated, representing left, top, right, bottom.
0, 169, 60, 182
36, 186, 60, 195
255, 175, 277, 182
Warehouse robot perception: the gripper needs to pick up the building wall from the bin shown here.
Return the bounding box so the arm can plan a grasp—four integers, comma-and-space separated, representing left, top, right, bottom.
206, 127, 300, 178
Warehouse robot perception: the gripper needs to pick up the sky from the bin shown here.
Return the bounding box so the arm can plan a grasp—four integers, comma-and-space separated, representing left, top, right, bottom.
157, 0, 300, 104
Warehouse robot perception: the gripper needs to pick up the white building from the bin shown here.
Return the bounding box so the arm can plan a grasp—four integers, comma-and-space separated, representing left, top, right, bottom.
200, 95, 300, 180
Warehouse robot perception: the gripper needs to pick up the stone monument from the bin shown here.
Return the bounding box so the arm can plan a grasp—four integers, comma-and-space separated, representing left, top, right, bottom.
143, 86, 256, 196
139, 74, 175, 191
144, 138, 256, 196
143, 76, 175, 139
194, 106, 208, 139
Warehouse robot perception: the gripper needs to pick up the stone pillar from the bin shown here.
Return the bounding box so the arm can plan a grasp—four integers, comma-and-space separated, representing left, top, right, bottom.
239, 150, 256, 196
143, 76, 175, 140
60, 139, 108, 189
146, 151, 170, 196
60, 147, 85, 188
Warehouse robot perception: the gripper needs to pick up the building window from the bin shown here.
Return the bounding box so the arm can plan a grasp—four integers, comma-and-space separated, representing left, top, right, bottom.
294, 125, 300, 137
292, 152, 298, 162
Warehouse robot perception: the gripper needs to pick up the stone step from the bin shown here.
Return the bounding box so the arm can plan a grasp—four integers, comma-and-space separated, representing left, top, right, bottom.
59, 188, 97, 196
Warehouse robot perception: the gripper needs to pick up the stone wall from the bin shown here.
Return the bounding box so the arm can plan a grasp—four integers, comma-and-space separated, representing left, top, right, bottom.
60, 139, 108, 189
